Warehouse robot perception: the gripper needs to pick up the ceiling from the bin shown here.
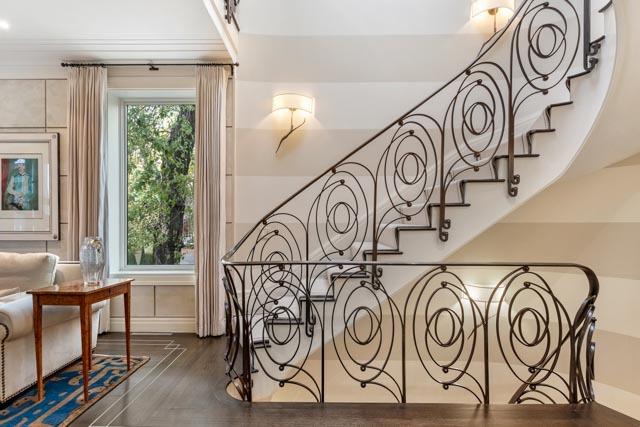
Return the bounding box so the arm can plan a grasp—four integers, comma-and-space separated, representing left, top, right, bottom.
0, 0, 230, 67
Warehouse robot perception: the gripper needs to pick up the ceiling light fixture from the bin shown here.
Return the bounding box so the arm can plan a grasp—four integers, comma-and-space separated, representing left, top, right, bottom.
0, 19, 10, 31
272, 93, 314, 154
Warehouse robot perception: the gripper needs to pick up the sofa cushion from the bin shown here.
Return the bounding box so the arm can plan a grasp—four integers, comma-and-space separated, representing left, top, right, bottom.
0, 293, 106, 342
54, 262, 83, 284
0, 252, 58, 291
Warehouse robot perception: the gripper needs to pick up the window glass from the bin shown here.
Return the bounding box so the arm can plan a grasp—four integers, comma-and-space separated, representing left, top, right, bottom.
126, 103, 196, 266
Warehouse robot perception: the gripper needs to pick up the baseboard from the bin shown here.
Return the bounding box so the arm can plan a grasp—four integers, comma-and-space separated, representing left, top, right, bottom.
109, 317, 196, 333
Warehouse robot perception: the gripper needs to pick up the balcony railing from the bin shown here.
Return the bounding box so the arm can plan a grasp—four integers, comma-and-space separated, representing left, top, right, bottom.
224, 262, 598, 403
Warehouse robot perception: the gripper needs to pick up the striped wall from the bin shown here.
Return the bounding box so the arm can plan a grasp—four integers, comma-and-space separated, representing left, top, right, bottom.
234, 0, 500, 239
448, 158, 640, 420
233, 1, 639, 416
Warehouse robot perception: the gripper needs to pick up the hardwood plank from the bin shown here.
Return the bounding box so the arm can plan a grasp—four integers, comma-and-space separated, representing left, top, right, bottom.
72, 333, 639, 427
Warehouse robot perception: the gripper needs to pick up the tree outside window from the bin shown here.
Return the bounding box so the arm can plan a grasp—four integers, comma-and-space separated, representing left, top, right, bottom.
126, 103, 196, 266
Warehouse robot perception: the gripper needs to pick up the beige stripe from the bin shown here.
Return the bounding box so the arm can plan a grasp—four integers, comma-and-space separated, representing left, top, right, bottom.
448, 222, 640, 281
610, 152, 640, 168
240, 0, 487, 37
238, 34, 487, 83
504, 164, 640, 224
594, 329, 640, 396
236, 128, 381, 176
235, 80, 447, 131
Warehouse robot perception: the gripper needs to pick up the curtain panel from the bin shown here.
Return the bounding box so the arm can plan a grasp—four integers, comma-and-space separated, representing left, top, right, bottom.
195, 66, 228, 337
67, 66, 107, 260
67, 66, 109, 332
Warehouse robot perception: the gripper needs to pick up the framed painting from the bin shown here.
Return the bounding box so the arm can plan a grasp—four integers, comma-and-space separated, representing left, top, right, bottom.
0, 133, 59, 240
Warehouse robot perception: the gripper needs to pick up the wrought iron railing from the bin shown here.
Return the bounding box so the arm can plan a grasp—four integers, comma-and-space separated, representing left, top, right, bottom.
224, 0, 240, 30
223, 262, 598, 403
222, 0, 607, 404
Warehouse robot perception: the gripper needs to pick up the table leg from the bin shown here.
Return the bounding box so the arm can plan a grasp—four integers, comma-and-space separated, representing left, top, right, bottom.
33, 295, 43, 401
124, 285, 131, 370
80, 301, 92, 402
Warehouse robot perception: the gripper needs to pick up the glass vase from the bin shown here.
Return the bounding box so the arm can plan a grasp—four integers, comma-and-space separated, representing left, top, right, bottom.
80, 236, 105, 285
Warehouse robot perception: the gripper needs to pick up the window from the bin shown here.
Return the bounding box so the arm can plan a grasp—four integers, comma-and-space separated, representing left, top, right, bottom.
124, 102, 196, 267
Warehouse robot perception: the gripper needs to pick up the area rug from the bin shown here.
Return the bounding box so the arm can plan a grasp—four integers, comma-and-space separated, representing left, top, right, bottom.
0, 355, 148, 427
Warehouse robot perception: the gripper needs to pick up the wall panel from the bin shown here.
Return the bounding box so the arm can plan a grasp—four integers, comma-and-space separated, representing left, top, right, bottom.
0, 80, 46, 127
0, 79, 67, 256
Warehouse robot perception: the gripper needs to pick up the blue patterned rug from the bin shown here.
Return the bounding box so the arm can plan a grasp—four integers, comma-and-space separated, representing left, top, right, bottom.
0, 355, 148, 427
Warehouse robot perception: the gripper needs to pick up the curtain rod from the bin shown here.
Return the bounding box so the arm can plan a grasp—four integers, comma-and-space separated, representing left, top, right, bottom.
60, 62, 238, 70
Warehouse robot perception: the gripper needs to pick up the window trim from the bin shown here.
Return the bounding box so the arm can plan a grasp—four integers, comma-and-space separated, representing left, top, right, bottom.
111, 94, 197, 275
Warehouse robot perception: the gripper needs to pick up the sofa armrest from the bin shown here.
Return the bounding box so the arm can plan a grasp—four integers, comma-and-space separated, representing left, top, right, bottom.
0, 321, 8, 345
0, 294, 106, 342
0, 294, 33, 341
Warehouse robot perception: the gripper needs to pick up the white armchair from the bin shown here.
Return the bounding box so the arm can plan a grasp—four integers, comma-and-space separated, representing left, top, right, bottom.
0, 252, 104, 403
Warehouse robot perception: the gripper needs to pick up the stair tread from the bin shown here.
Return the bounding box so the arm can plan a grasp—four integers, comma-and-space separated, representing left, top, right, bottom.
527, 128, 556, 134
325, 265, 369, 280
306, 276, 334, 299
428, 202, 471, 208
547, 101, 573, 109
273, 295, 301, 315
460, 178, 506, 184
358, 241, 393, 251
251, 317, 269, 344
384, 223, 436, 231
349, 241, 396, 259
493, 153, 541, 159
567, 69, 592, 81
355, 241, 401, 256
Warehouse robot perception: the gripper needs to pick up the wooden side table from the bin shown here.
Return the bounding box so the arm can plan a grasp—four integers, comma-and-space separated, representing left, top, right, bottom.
28, 278, 133, 402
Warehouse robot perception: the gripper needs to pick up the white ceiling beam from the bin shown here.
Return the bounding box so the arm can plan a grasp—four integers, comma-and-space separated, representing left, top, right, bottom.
202, 0, 239, 63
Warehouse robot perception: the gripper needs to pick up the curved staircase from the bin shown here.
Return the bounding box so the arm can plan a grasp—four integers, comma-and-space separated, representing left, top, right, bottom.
223, 0, 617, 405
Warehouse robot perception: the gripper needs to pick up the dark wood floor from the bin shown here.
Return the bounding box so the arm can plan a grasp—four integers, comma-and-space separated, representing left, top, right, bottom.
72, 333, 639, 427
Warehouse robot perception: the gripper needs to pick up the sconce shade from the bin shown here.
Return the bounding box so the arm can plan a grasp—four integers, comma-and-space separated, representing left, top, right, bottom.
470, 0, 515, 17
272, 93, 315, 114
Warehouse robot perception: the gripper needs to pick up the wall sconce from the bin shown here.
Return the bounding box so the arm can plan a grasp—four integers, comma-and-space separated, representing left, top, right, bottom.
461, 282, 507, 338
272, 93, 314, 154
471, 0, 515, 33
462, 283, 506, 305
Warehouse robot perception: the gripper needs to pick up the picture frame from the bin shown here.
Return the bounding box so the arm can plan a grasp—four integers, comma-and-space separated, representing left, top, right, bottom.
0, 133, 59, 241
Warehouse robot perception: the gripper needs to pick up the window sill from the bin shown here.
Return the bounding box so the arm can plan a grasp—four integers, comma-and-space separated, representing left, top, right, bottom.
109, 269, 196, 286
111, 269, 195, 277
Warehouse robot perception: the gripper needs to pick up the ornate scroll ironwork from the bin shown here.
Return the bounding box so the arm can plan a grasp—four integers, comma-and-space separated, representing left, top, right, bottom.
223, 262, 599, 404
222, 0, 607, 405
